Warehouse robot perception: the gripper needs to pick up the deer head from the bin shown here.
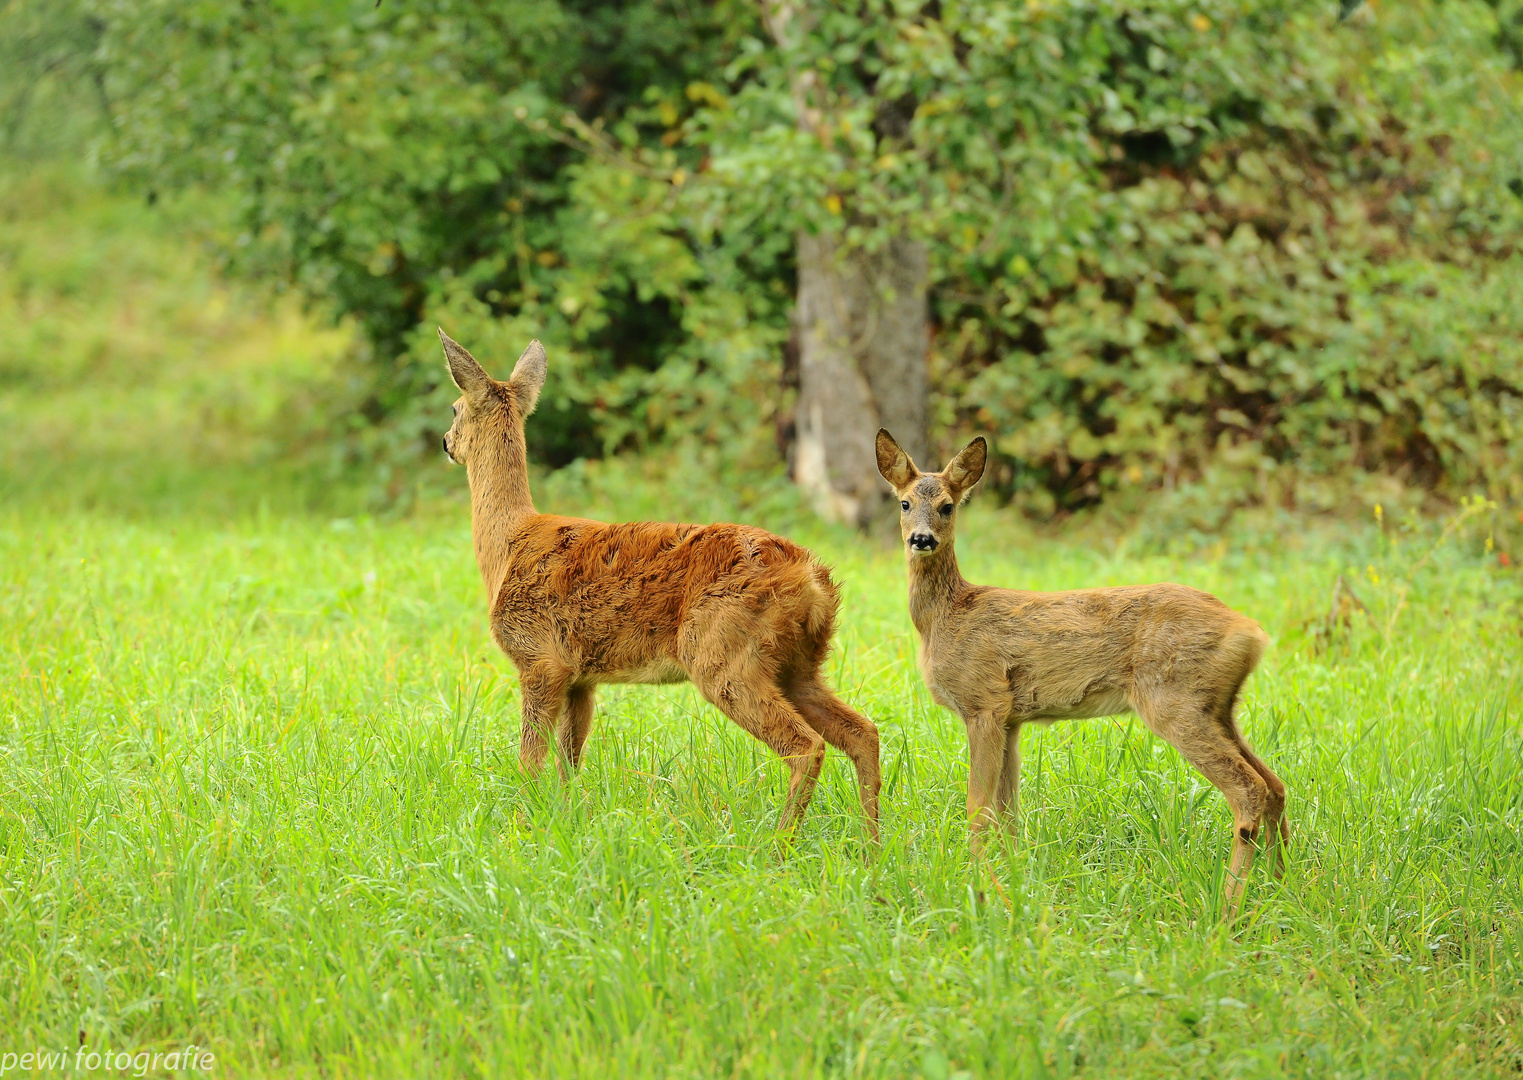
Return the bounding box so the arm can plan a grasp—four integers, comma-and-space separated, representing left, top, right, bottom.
439, 329, 547, 469
875, 429, 986, 556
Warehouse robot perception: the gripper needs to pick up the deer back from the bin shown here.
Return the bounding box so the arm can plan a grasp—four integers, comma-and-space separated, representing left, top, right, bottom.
488, 514, 838, 682
922, 582, 1266, 723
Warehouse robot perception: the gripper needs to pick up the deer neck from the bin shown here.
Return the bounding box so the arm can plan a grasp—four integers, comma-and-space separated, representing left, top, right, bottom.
907, 541, 966, 638
466, 427, 535, 597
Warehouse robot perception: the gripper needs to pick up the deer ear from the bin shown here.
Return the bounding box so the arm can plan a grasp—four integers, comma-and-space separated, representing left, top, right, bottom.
438, 328, 493, 398
945, 436, 987, 500
875, 428, 918, 490
509, 339, 547, 416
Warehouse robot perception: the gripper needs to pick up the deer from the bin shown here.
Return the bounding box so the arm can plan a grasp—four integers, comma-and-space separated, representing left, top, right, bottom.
438, 329, 881, 841
874, 429, 1287, 910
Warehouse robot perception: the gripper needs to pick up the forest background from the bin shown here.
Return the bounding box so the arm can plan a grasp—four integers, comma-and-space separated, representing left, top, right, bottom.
4, 0, 1522, 539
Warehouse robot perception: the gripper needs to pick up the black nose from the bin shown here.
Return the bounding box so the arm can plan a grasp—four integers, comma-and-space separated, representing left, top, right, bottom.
909, 533, 938, 551
442, 436, 449, 453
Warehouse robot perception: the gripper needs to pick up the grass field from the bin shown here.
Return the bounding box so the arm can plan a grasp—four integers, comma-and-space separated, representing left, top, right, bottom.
3, 172, 1523, 1078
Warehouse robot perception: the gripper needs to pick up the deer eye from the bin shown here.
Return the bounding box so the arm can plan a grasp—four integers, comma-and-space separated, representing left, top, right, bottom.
900, 501, 910, 512
939, 503, 954, 515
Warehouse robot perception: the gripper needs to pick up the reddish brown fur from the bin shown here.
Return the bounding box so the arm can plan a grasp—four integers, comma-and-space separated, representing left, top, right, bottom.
439, 329, 880, 839
876, 429, 1287, 912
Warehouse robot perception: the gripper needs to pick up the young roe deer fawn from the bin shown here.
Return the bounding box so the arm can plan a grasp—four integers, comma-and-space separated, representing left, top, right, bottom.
875, 429, 1286, 907
439, 330, 880, 840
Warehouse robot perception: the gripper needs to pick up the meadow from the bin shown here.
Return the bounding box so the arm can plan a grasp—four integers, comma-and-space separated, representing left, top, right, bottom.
3, 173, 1522, 1078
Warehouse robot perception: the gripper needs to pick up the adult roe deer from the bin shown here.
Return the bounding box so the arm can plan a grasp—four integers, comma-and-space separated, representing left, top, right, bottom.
439, 329, 880, 840
875, 429, 1286, 908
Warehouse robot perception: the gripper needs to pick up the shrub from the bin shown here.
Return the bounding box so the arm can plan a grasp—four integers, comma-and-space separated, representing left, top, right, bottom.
34, 0, 1523, 514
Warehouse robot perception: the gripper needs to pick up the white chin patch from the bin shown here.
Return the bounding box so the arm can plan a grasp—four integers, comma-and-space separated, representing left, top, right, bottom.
444, 451, 456, 464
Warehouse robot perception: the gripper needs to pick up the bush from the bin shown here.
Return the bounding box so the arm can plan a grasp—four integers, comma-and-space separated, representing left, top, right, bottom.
39, 0, 1523, 515
919, 3, 1523, 518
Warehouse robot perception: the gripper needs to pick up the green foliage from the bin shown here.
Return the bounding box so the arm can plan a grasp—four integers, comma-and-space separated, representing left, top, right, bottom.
696, 0, 1523, 517
0, 0, 110, 154
81, 0, 769, 471
49, 0, 1523, 515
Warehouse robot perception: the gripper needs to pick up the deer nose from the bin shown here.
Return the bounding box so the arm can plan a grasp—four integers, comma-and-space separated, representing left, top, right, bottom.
908, 532, 938, 552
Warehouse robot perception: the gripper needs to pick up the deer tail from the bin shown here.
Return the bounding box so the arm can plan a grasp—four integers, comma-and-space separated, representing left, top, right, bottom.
778, 563, 839, 675
1226, 620, 1270, 679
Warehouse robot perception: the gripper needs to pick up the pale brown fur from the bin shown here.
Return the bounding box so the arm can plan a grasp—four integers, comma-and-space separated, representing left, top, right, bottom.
438, 329, 880, 840
875, 429, 1286, 911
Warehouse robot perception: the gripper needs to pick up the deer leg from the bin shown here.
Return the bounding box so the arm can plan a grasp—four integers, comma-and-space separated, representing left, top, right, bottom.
692, 662, 827, 838
1219, 683, 1289, 878
993, 721, 1022, 826
1137, 694, 1269, 917
1236, 739, 1288, 878
557, 683, 597, 771
518, 662, 571, 775
784, 674, 881, 842
965, 712, 1008, 857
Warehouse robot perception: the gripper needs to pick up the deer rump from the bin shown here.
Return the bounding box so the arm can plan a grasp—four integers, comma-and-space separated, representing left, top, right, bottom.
489, 515, 839, 688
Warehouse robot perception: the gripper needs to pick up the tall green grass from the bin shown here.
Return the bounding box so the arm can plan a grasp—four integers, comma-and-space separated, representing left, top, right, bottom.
3, 498, 1521, 1077
2, 169, 1521, 1079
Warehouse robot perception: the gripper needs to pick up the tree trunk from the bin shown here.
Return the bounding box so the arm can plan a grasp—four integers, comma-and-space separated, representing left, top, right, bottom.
792, 230, 930, 528
757, 0, 931, 526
